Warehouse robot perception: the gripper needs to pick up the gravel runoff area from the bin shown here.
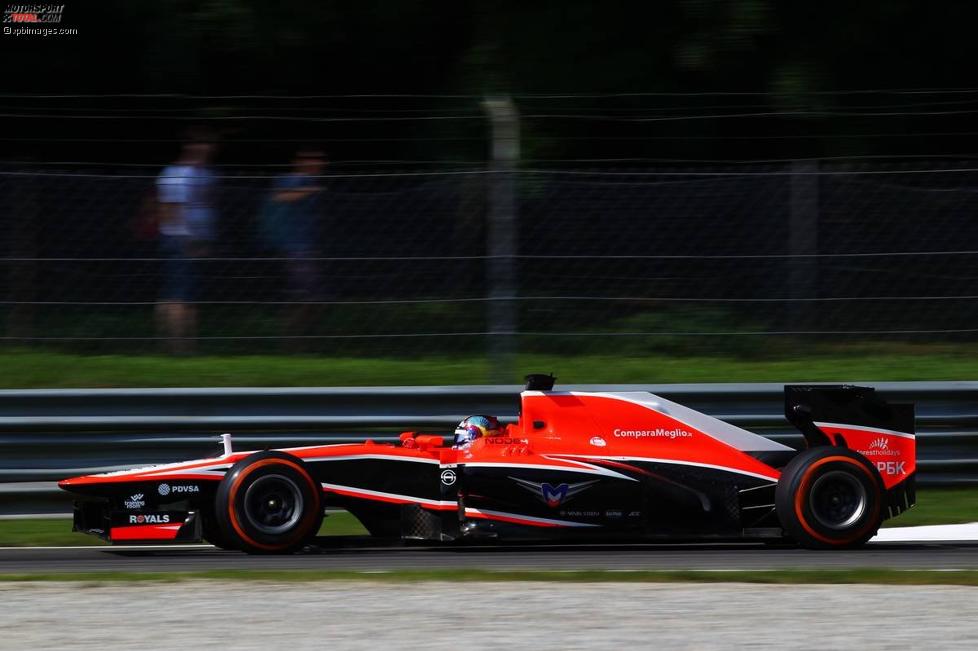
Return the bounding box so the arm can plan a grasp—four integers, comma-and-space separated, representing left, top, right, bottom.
3, 581, 978, 650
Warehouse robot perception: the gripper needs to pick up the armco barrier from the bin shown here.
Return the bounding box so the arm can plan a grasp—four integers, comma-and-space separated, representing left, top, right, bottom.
0, 382, 976, 514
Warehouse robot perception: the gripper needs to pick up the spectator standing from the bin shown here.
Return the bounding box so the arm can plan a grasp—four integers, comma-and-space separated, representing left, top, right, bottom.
262, 147, 326, 348
155, 128, 218, 354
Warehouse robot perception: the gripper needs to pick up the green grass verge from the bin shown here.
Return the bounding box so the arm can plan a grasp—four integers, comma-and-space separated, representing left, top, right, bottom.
2, 344, 978, 388
2, 569, 978, 585
0, 511, 368, 547
0, 519, 95, 547
884, 488, 978, 527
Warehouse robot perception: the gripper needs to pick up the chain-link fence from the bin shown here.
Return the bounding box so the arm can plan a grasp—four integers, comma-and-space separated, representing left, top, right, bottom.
3, 159, 978, 365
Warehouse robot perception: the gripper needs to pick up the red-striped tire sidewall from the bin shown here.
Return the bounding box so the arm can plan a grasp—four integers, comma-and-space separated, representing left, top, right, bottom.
775, 447, 883, 549
216, 452, 322, 554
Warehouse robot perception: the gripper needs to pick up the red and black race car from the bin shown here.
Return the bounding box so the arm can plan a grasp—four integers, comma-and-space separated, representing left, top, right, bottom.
59, 376, 916, 553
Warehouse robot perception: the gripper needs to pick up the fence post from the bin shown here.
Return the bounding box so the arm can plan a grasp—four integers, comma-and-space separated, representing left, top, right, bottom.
483, 96, 519, 383
788, 160, 819, 329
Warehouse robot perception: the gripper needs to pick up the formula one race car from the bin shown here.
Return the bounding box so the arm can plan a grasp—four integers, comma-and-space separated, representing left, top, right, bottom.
59, 376, 916, 553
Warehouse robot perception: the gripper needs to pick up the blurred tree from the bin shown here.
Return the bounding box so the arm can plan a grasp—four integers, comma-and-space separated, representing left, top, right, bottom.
4, 0, 978, 160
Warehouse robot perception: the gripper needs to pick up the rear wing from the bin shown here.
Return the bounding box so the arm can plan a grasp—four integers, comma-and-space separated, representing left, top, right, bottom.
785, 385, 915, 448
785, 385, 916, 504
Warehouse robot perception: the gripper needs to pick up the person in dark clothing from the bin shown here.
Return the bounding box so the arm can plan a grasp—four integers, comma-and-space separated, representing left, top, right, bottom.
271, 148, 325, 299
264, 148, 327, 347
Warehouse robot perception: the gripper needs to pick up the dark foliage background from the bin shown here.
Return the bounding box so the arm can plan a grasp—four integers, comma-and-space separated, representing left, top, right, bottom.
5, 1, 978, 162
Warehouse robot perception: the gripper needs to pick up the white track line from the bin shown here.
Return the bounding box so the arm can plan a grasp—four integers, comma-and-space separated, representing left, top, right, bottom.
872, 522, 978, 543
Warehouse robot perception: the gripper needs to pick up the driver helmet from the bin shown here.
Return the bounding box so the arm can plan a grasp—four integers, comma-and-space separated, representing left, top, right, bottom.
453, 415, 503, 446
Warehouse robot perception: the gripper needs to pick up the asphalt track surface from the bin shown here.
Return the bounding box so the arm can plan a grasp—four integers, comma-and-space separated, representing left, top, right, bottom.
4, 538, 978, 573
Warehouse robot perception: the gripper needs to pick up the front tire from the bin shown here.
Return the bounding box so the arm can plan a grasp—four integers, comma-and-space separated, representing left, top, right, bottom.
775, 447, 883, 550
215, 451, 323, 554
201, 505, 238, 551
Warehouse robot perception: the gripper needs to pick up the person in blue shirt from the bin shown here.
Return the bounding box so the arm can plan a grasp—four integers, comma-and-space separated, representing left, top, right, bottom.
155, 128, 218, 354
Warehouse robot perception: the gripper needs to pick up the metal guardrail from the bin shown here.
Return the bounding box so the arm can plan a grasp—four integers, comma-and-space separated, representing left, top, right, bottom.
1, 382, 976, 514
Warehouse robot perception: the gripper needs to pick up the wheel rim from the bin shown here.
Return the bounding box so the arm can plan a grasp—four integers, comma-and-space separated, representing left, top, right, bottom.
242, 474, 304, 535
808, 470, 868, 530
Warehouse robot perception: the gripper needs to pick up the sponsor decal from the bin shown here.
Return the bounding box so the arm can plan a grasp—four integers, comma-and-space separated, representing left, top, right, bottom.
857, 437, 902, 458
875, 461, 907, 476
440, 469, 457, 486
510, 476, 600, 508
159, 483, 199, 496
123, 493, 145, 509
605, 509, 623, 518
589, 436, 607, 447
613, 428, 692, 440
129, 514, 170, 525
484, 437, 529, 445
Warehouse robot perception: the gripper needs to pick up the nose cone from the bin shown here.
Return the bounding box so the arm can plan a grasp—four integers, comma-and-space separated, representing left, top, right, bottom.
58, 476, 81, 490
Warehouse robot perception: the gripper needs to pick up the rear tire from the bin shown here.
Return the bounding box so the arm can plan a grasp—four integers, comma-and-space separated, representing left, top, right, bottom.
215, 451, 323, 554
775, 447, 883, 550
